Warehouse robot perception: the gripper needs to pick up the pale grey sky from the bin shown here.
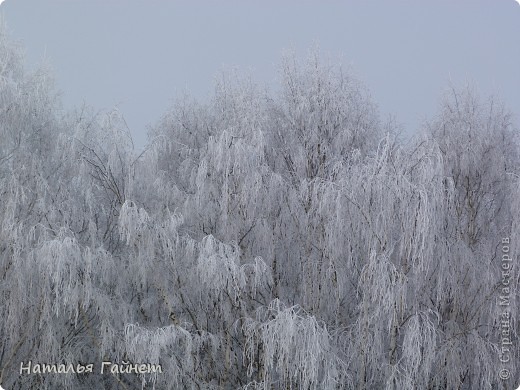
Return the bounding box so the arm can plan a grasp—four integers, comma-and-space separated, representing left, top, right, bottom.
1, 0, 519, 149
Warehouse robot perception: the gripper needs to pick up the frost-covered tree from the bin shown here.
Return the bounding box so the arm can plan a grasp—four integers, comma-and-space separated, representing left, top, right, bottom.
421, 86, 520, 389
1, 23, 519, 389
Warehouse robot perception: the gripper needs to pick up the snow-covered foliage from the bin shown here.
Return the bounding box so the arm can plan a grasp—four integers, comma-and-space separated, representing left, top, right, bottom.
0, 24, 518, 389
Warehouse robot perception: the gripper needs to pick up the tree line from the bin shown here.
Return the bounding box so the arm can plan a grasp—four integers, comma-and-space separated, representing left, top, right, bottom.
0, 24, 519, 389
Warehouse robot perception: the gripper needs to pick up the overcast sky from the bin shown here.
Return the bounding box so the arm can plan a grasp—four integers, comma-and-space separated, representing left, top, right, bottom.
1, 0, 519, 149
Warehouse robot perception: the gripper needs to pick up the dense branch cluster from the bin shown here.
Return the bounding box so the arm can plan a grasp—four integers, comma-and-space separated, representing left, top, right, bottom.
0, 25, 519, 389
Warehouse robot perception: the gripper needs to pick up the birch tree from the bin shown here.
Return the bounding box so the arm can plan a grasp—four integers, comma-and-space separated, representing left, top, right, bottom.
1, 22, 519, 389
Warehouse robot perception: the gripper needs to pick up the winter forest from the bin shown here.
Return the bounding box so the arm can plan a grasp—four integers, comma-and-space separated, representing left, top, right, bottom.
1, 21, 519, 389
